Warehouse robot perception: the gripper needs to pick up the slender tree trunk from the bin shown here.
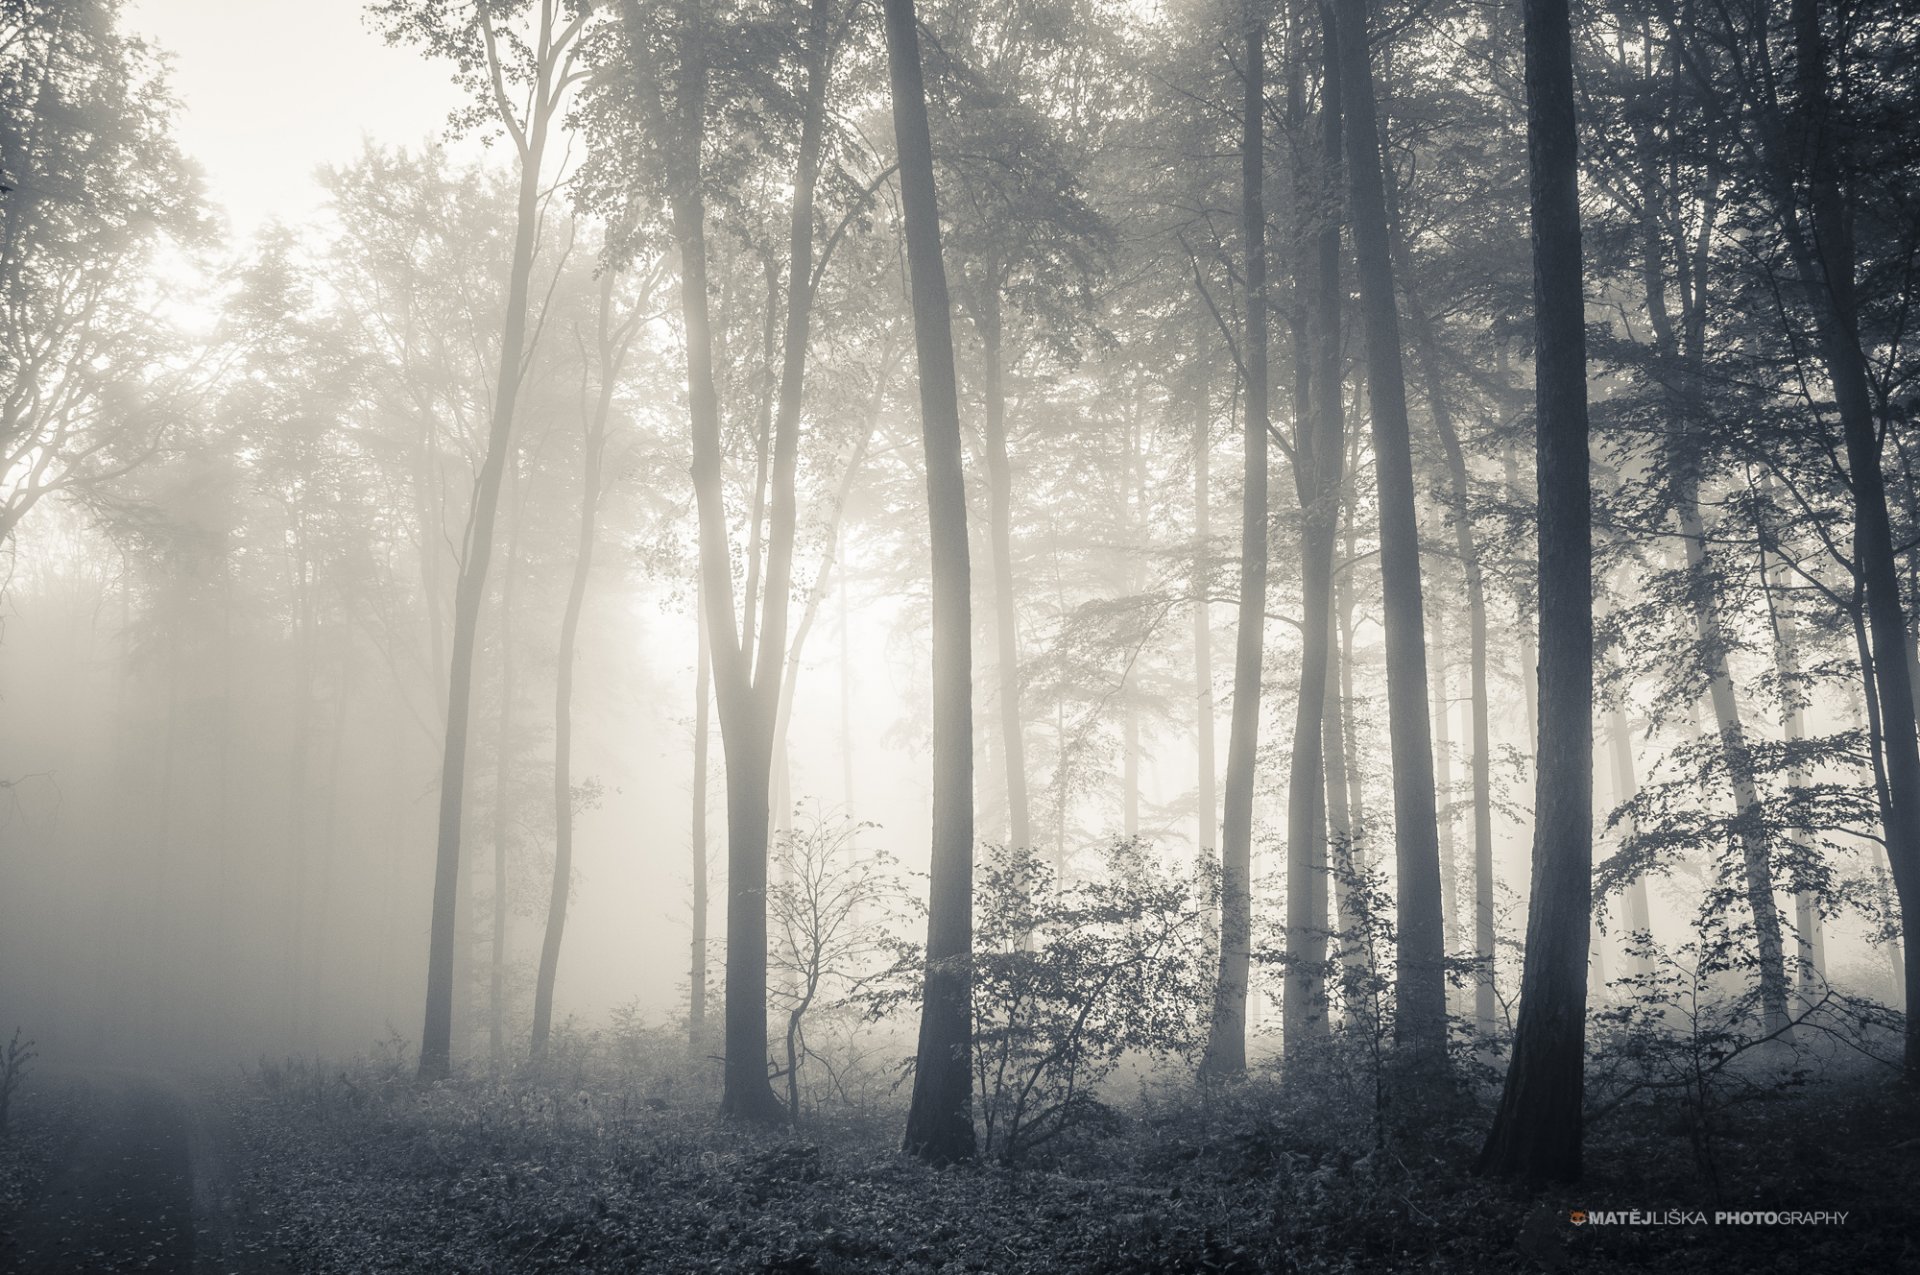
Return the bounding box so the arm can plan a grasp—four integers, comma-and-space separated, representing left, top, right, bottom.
978, 294, 1032, 851
1203, 0, 1270, 1081
1790, 0, 1920, 1074
638, 0, 833, 1122
885, 0, 977, 1164
1677, 489, 1793, 1036
1335, 0, 1447, 1063
418, 11, 563, 1081
1499, 431, 1540, 753
1193, 379, 1219, 865
1283, 0, 1344, 1051
489, 455, 523, 1066
1401, 279, 1497, 1034
1478, 0, 1592, 1182
531, 270, 622, 1062
1607, 707, 1655, 977
1759, 553, 1825, 994
690, 583, 712, 1043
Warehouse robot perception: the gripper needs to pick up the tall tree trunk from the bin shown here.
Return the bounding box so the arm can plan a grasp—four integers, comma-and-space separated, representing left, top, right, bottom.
1790, 0, 1920, 1075
1478, 0, 1592, 1182
1757, 538, 1824, 994
637, 0, 833, 1122
1675, 490, 1792, 1035
1192, 378, 1218, 864
1607, 707, 1655, 978
977, 290, 1032, 851
1203, 0, 1271, 1081
1400, 275, 1497, 1035
1334, 0, 1447, 1063
489, 454, 524, 1066
1284, 0, 1343, 1051
418, 6, 567, 1082
885, 0, 977, 1164
1631, 150, 1792, 1036
690, 583, 712, 1043
531, 268, 623, 1062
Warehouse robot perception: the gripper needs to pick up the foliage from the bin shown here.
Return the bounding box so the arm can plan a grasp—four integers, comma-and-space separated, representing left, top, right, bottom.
768, 808, 913, 1122
967, 838, 1211, 1163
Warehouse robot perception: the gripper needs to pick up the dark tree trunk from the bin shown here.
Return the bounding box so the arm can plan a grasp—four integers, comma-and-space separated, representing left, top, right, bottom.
1203, 0, 1270, 1081
1478, 0, 1593, 1183
1334, 0, 1447, 1064
635, 0, 833, 1122
1790, 0, 1920, 1076
884, 0, 977, 1165
1399, 279, 1497, 1035
1284, 0, 1344, 1050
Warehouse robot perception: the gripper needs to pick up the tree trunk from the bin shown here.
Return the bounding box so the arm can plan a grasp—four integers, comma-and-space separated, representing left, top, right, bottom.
690, 582, 712, 1044
1203, 0, 1270, 1082
1334, 0, 1447, 1064
531, 269, 621, 1063
636, 0, 833, 1122
1192, 378, 1218, 863
1759, 544, 1823, 994
1477, 0, 1592, 1182
885, 0, 977, 1165
489, 454, 523, 1066
1677, 489, 1792, 1036
1401, 277, 1497, 1035
977, 292, 1032, 851
1283, 1, 1344, 1052
1607, 707, 1655, 978
1790, 0, 1920, 1075
418, 9, 564, 1083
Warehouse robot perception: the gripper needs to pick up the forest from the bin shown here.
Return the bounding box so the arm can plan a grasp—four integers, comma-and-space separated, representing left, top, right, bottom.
2, 0, 1918, 1269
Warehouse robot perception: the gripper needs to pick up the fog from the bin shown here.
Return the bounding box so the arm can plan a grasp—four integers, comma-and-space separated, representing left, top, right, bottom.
5, 0, 1920, 1264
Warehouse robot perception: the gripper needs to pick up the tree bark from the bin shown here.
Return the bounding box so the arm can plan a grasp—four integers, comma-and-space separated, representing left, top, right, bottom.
1477, 0, 1593, 1182
1607, 707, 1655, 978
885, 0, 977, 1165
531, 267, 624, 1062
1202, 0, 1270, 1082
1192, 377, 1218, 863
1334, 0, 1447, 1064
691, 583, 711, 1044
418, 2, 575, 1082
1789, 0, 1920, 1075
1283, 0, 1343, 1051
489, 453, 523, 1066
977, 290, 1033, 851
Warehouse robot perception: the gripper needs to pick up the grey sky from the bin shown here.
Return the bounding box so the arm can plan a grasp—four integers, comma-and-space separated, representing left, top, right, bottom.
128, 0, 471, 237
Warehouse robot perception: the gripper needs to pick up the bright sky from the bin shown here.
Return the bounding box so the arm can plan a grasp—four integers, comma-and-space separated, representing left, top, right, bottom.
127, 0, 476, 238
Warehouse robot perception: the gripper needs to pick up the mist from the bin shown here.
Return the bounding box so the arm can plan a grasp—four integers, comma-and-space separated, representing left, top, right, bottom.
4, 0, 1919, 1269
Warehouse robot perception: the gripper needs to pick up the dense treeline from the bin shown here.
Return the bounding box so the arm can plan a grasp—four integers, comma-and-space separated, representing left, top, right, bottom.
4, 0, 1919, 1200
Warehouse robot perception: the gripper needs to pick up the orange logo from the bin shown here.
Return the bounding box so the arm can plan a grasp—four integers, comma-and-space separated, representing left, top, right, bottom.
1570, 1211, 1588, 1226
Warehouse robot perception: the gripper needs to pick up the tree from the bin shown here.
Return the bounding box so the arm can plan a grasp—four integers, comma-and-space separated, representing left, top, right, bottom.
530, 252, 648, 1062
1333, 0, 1446, 1065
1282, 0, 1345, 1052
884, 0, 978, 1165
371, 0, 591, 1082
1479, 0, 1593, 1183
1201, 0, 1270, 1082
1, 0, 206, 548
605, 0, 848, 1122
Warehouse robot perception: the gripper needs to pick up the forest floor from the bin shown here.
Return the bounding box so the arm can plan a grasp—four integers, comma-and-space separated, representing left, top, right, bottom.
5, 1049, 1918, 1274
0, 1069, 291, 1274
